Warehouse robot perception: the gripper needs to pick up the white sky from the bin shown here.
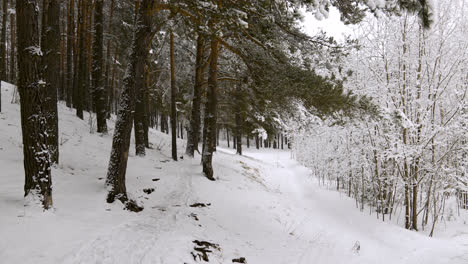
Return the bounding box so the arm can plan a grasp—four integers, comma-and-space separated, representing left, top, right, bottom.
301, 7, 352, 41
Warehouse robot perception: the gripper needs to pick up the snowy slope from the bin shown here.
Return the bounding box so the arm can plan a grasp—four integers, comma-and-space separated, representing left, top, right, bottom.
1, 81, 467, 264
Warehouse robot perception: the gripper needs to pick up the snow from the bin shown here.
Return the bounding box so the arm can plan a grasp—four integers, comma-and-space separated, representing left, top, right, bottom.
0, 81, 467, 263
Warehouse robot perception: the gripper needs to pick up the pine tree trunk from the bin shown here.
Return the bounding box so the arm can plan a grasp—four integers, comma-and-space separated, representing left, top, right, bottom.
109, 45, 118, 114
9, 0, 16, 83
17, 0, 53, 209
255, 133, 259, 149
75, 0, 86, 119
226, 128, 230, 148
92, 0, 107, 133
104, 0, 115, 117
0, 0, 7, 112
281, 133, 284, 149
235, 100, 242, 155
41, 0, 60, 164
84, 3, 93, 112
66, 0, 74, 107
0, 0, 7, 82
133, 0, 147, 157
201, 37, 219, 180
143, 64, 149, 147
170, 31, 177, 160
106, 0, 154, 211
59, 17, 66, 101
186, 33, 205, 157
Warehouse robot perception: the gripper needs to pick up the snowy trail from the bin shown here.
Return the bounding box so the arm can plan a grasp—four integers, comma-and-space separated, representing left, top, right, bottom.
241, 149, 468, 264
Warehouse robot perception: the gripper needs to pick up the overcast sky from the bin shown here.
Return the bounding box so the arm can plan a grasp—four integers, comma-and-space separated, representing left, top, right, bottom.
301, 7, 352, 41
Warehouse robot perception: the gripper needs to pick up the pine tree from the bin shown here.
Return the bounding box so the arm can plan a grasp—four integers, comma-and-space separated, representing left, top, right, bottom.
17, 0, 53, 209
9, 0, 16, 84
42, 0, 60, 164
170, 30, 177, 161
66, 0, 74, 107
106, 0, 155, 211
75, 0, 87, 119
201, 37, 219, 181
185, 33, 205, 157
92, 0, 107, 133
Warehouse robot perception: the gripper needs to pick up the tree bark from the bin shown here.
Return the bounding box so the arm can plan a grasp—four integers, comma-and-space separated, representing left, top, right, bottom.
104, 0, 115, 117
255, 133, 259, 149
17, 0, 53, 209
170, 31, 177, 161
9, 0, 16, 83
106, 0, 154, 211
185, 33, 205, 157
75, 0, 86, 119
0, 0, 7, 82
235, 99, 242, 155
66, 0, 74, 107
92, 0, 107, 133
42, 0, 60, 164
201, 37, 219, 180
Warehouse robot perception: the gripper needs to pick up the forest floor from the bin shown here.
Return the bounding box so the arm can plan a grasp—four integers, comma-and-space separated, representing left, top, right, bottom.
1, 81, 468, 264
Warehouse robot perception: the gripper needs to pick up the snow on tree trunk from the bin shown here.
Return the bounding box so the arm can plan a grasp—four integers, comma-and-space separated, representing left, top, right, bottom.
105, 0, 154, 211
186, 33, 205, 157
17, 0, 53, 209
202, 37, 219, 181
42, 0, 60, 164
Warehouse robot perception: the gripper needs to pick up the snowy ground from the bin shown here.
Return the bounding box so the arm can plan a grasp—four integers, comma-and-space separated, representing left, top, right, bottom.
1, 81, 467, 264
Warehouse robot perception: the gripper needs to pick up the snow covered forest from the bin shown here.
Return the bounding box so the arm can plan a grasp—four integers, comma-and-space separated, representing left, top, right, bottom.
0, 0, 467, 263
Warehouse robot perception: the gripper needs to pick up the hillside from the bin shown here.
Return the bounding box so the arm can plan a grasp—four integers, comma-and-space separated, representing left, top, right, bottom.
1, 82, 467, 263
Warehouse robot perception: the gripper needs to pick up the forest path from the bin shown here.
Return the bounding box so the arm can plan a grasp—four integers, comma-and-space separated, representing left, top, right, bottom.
238, 149, 468, 264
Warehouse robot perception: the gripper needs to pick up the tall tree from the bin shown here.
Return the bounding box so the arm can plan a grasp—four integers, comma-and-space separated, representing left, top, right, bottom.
201, 37, 219, 181
91, 0, 107, 133
17, 0, 53, 209
66, 0, 74, 107
0, 0, 7, 81
106, 0, 154, 211
75, 0, 87, 119
170, 30, 177, 161
9, 0, 16, 83
185, 33, 205, 157
0, 0, 7, 113
133, 0, 147, 157
104, 0, 114, 116
42, 0, 60, 164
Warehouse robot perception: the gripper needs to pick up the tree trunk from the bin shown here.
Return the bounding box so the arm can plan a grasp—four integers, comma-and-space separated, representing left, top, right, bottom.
281, 133, 284, 149
170, 31, 177, 161
75, 0, 86, 119
17, 0, 53, 209
201, 37, 219, 181
143, 64, 149, 147
59, 17, 66, 101
9, 0, 15, 83
109, 45, 118, 114
226, 127, 230, 148
106, 0, 154, 211
66, 0, 74, 107
0, 0, 7, 82
235, 99, 242, 155
104, 0, 114, 117
92, 0, 107, 133
133, 17, 147, 157
0, 0, 7, 112
255, 133, 259, 149
41, 0, 60, 164
186, 33, 205, 157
